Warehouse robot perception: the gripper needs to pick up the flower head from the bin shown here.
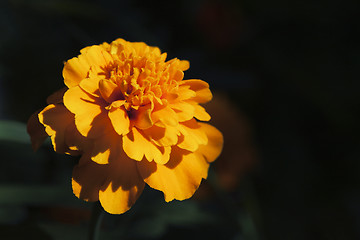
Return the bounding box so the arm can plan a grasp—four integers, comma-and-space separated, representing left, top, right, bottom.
28, 38, 223, 214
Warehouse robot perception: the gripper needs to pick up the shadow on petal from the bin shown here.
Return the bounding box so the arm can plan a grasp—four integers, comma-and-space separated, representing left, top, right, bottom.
46, 87, 68, 104
72, 129, 157, 214
27, 110, 48, 151
39, 104, 80, 154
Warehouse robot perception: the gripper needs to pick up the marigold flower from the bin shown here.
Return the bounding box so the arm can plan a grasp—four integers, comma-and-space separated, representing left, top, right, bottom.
28, 38, 223, 214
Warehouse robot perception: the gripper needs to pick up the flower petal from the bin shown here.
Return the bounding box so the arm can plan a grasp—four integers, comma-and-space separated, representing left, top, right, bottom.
88, 134, 113, 165
197, 123, 224, 163
137, 146, 209, 202
38, 104, 75, 154
180, 79, 213, 103
72, 155, 108, 202
173, 86, 196, 101
64, 86, 109, 138
63, 46, 113, 88
79, 77, 101, 97
179, 60, 190, 71
193, 104, 211, 121
123, 128, 171, 164
108, 106, 131, 136
99, 151, 145, 214
177, 119, 208, 152
27, 110, 48, 151
87, 128, 122, 165
170, 101, 195, 122
142, 124, 179, 147
151, 105, 179, 127
99, 79, 122, 103
133, 104, 153, 129
63, 122, 87, 154
73, 138, 146, 214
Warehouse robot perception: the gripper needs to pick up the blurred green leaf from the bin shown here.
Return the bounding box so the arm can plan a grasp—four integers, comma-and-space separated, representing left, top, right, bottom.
160, 200, 217, 225
38, 223, 87, 240
127, 200, 217, 239
129, 217, 166, 239
0, 206, 27, 224
0, 185, 84, 207
0, 120, 29, 144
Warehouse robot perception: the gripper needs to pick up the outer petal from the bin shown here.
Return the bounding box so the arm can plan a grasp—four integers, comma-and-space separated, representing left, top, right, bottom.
177, 119, 208, 152
142, 124, 179, 147
179, 60, 190, 71
151, 105, 179, 127
180, 79, 213, 103
99, 169, 145, 214
79, 77, 101, 97
173, 86, 196, 101
63, 122, 87, 154
137, 146, 209, 202
72, 155, 108, 202
63, 46, 113, 88
27, 110, 48, 151
64, 86, 109, 138
170, 101, 195, 122
192, 104, 211, 121
72, 141, 146, 214
99, 147, 145, 214
197, 123, 224, 163
38, 104, 75, 154
88, 127, 120, 164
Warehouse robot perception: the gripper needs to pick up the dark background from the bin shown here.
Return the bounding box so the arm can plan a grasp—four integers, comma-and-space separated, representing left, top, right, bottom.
0, 0, 359, 239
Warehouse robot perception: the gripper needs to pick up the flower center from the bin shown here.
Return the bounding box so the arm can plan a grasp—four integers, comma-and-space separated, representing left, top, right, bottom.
106, 57, 178, 110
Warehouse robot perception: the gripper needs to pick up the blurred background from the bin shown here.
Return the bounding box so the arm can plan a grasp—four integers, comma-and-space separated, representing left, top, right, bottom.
0, 0, 359, 239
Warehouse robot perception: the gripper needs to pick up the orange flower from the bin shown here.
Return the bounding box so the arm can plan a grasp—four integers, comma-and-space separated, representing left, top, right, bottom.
28, 38, 223, 214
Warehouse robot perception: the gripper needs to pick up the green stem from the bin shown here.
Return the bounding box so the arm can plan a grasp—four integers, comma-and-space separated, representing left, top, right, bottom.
89, 201, 105, 240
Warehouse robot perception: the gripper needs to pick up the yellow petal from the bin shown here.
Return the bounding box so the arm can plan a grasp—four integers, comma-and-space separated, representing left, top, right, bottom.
179, 60, 190, 71
79, 77, 101, 97
99, 151, 145, 214
27, 110, 48, 151
192, 104, 211, 121
63, 122, 87, 154
197, 123, 223, 163
180, 79, 213, 103
177, 119, 208, 152
99, 79, 122, 103
132, 42, 149, 56
174, 86, 196, 101
170, 101, 195, 122
63, 46, 113, 88
142, 124, 179, 147
151, 106, 179, 127
123, 128, 171, 164
133, 104, 153, 129
99, 180, 144, 214
38, 104, 75, 154
137, 146, 209, 202
72, 156, 108, 202
122, 128, 147, 161
108, 105, 131, 136
89, 130, 121, 164
172, 70, 184, 82
73, 141, 146, 214
64, 86, 109, 138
